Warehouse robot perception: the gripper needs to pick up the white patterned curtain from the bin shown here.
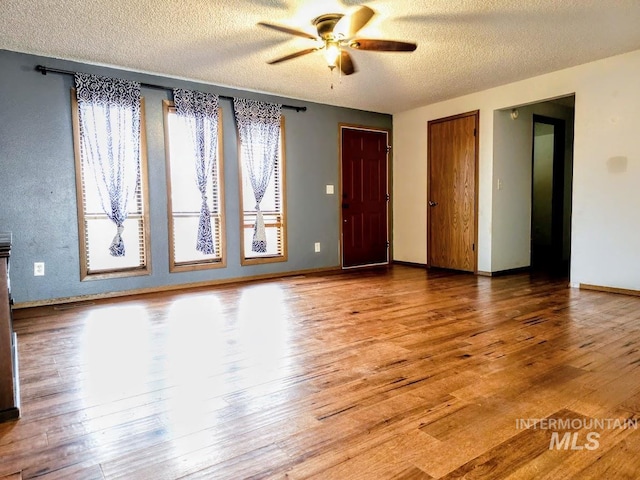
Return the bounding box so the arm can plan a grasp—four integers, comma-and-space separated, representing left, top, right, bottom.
233, 98, 282, 252
173, 89, 219, 255
75, 73, 141, 257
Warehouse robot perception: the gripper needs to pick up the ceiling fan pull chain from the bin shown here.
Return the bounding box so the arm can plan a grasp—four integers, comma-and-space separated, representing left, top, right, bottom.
330, 65, 334, 90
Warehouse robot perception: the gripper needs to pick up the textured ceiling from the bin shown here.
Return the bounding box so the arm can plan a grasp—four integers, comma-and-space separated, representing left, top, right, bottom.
3, 0, 640, 113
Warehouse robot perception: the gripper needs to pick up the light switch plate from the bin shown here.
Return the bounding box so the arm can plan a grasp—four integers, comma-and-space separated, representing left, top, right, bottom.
326, 185, 334, 195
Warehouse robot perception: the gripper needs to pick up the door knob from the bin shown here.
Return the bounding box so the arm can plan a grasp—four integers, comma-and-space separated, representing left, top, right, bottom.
428, 200, 438, 207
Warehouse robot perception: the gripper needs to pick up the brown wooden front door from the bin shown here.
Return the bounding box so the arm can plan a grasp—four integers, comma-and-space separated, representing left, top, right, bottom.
428, 112, 478, 272
341, 127, 389, 268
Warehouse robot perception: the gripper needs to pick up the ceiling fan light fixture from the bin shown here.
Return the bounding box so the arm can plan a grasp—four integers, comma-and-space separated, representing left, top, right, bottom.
324, 41, 341, 69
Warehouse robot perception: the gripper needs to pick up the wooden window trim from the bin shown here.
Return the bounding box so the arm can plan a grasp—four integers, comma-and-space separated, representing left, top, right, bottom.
238, 117, 288, 266
163, 100, 227, 273
71, 91, 152, 281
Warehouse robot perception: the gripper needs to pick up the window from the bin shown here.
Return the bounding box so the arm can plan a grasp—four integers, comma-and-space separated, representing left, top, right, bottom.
163, 100, 225, 271
237, 117, 287, 264
72, 91, 151, 280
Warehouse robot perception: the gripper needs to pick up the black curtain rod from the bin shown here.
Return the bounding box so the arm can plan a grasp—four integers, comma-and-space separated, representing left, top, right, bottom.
35, 65, 307, 112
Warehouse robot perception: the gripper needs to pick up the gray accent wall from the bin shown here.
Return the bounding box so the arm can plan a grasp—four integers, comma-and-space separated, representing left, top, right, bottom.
0, 50, 392, 304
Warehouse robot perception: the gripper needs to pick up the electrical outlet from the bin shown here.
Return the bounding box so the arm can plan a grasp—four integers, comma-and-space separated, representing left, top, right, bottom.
34, 262, 45, 276
314, 242, 321, 253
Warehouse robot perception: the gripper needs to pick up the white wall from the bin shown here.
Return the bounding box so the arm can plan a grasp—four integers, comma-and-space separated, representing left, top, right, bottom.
491, 106, 534, 271
394, 48, 640, 290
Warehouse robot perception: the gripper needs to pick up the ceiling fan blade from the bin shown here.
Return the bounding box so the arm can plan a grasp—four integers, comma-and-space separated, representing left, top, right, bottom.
350, 39, 417, 52
267, 48, 318, 65
334, 6, 375, 38
258, 22, 317, 40
339, 50, 356, 75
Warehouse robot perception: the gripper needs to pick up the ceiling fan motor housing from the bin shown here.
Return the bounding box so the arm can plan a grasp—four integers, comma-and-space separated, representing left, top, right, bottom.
312, 13, 344, 40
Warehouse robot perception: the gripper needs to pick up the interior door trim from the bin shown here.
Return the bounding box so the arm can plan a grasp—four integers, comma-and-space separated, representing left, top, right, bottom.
339, 123, 392, 269
426, 110, 479, 273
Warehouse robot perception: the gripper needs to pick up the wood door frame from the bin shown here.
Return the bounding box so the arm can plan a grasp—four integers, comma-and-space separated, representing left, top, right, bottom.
426, 110, 479, 273
339, 123, 393, 269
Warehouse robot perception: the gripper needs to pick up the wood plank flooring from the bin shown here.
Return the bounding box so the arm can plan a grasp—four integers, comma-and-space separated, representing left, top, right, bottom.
0, 472, 22, 480
1, 266, 640, 479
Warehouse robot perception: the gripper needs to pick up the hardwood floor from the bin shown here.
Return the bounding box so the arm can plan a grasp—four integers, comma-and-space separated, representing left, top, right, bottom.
1, 266, 640, 479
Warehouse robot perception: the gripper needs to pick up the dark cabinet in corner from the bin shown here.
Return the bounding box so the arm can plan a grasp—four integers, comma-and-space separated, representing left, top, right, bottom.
0, 232, 20, 421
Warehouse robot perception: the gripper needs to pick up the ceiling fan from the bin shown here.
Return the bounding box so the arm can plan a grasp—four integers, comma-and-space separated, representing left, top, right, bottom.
258, 5, 417, 76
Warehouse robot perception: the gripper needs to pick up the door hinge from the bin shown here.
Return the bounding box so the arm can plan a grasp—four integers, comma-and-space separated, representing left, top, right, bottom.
386, 193, 390, 201
386, 241, 390, 248
386, 145, 392, 153
472, 243, 475, 251
473, 128, 477, 137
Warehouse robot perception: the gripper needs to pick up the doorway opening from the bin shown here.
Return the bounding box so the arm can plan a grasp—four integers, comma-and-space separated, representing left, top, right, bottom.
531, 115, 570, 274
